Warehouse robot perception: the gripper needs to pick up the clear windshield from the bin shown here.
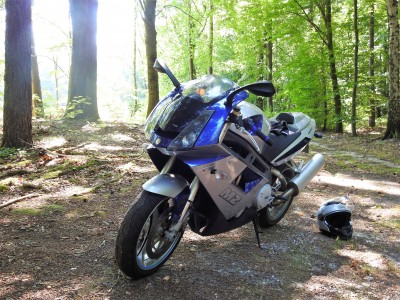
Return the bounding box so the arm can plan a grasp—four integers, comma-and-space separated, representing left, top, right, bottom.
180, 75, 238, 103
145, 75, 237, 139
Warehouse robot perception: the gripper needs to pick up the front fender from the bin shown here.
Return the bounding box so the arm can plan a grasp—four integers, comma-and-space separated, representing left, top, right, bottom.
142, 174, 189, 198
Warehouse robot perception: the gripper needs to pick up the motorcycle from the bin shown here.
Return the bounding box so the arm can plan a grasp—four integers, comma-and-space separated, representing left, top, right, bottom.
115, 59, 325, 279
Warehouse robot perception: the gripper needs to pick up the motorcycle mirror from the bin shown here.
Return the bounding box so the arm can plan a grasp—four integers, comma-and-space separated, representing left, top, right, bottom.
153, 58, 181, 88
226, 81, 275, 106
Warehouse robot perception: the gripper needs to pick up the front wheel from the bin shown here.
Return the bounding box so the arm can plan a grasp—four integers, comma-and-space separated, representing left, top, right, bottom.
258, 161, 296, 228
115, 191, 183, 279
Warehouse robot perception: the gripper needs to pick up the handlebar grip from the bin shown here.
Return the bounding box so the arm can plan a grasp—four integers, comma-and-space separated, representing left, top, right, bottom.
243, 118, 273, 146
255, 130, 273, 146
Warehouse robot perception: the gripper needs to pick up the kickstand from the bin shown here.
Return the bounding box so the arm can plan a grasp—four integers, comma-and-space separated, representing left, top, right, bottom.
252, 217, 262, 249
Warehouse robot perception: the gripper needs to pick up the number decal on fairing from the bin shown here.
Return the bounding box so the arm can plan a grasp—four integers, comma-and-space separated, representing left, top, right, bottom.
219, 187, 242, 205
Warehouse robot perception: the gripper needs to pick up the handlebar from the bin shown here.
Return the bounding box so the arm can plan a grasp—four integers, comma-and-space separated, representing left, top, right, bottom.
242, 118, 273, 146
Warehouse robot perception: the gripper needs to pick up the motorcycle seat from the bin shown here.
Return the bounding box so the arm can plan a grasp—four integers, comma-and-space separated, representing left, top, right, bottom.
261, 129, 301, 163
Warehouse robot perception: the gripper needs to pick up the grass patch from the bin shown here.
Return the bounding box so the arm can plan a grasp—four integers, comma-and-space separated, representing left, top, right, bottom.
329, 154, 400, 175
377, 219, 400, 230
0, 184, 10, 192
0, 148, 18, 159
42, 204, 65, 215
12, 207, 42, 216
11, 204, 65, 216
43, 170, 63, 179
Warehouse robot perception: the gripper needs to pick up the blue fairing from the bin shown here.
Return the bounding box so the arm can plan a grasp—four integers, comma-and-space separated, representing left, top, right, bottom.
195, 90, 249, 147
179, 155, 229, 167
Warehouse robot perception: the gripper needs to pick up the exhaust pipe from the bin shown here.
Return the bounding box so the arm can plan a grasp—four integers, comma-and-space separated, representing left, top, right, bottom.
282, 153, 325, 198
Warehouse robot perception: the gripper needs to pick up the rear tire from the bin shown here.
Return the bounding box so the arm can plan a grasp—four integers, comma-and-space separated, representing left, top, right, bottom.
258, 161, 296, 228
115, 191, 183, 279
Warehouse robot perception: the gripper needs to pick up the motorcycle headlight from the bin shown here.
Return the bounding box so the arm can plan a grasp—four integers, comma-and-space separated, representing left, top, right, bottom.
167, 110, 214, 151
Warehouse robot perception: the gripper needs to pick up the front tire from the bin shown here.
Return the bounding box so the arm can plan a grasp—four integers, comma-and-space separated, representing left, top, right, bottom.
115, 191, 183, 279
258, 161, 296, 228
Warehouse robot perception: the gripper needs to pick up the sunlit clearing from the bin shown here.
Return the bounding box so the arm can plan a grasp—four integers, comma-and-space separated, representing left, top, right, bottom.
116, 162, 156, 173
337, 250, 388, 270
315, 172, 400, 196
38, 136, 67, 149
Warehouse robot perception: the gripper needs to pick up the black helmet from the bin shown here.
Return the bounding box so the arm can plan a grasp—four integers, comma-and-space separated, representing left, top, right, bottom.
317, 198, 353, 240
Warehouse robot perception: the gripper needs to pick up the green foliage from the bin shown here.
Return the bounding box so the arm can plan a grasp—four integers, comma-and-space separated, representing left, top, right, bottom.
0, 147, 18, 158
0, 184, 9, 192
64, 96, 91, 119
155, 0, 390, 132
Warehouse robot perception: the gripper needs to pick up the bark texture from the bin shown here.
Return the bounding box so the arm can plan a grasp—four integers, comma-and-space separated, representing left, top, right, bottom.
1, 0, 33, 148
383, 0, 400, 139
65, 0, 99, 121
142, 0, 159, 117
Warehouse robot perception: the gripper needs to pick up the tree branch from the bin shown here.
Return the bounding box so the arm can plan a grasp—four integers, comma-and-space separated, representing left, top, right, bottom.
292, 0, 328, 47
0, 193, 40, 209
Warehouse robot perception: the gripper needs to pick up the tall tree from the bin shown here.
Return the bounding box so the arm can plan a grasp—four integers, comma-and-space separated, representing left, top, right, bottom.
65, 0, 99, 120
31, 26, 44, 118
265, 27, 273, 112
351, 0, 359, 136
132, 0, 139, 116
1, 0, 32, 148
294, 0, 343, 133
369, 2, 376, 127
187, 0, 196, 79
383, 0, 400, 139
139, 0, 159, 117
208, 0, 214, 74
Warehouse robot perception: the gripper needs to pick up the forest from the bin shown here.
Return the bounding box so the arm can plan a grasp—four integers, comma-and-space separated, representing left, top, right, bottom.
0, 0, 399, 147
0, 1, 400, 299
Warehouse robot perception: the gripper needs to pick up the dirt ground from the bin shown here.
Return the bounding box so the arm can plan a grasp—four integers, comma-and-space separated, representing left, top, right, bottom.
0, 121, 399, 300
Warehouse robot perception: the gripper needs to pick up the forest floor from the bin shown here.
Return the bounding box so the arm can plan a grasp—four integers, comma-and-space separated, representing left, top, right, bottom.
0, 120, 399, 300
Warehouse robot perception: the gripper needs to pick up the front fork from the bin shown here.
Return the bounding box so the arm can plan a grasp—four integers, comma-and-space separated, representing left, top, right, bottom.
160, 156, 199, 240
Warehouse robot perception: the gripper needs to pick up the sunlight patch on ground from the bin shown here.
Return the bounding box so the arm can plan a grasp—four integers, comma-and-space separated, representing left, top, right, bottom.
117, 162, 136, 172
81, 123, 101, 133
57, 186, 93, 197
116, 161, 155, 173
37, 136, 67, 149
293, 276, 366, 299
109, 133, 134, 142
83, 142, 124, 152
133, 164, 157, 173
337, 249, 387, 270
314, 171, 400, 196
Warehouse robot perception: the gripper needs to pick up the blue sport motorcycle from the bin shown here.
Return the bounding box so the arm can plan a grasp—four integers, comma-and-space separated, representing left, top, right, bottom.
115, 59, 325, 279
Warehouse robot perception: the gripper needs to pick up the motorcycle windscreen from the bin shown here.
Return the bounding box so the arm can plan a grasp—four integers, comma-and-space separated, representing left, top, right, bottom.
157, 75, 238, 134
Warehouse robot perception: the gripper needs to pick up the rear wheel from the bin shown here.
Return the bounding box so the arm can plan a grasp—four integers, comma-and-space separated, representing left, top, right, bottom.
258, 161, 296, 228
115, 191, 183, 279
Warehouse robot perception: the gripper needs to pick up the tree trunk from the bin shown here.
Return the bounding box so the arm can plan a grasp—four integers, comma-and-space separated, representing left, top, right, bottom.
143, 0, 159, 117
1, 0, 33, 148
369, 3, 376, 127
31, 27, 44, 118
383, 0, 400, 139
132, 0, 138, 116
53, 55, 60, 109
351, 0, 359, 137
208, 0, 213, 75
267, 35, 273, 112
295, 0, 342, 132
65, 0, 99, 121
188, 0, 196, 80
325, 0, 343, 133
